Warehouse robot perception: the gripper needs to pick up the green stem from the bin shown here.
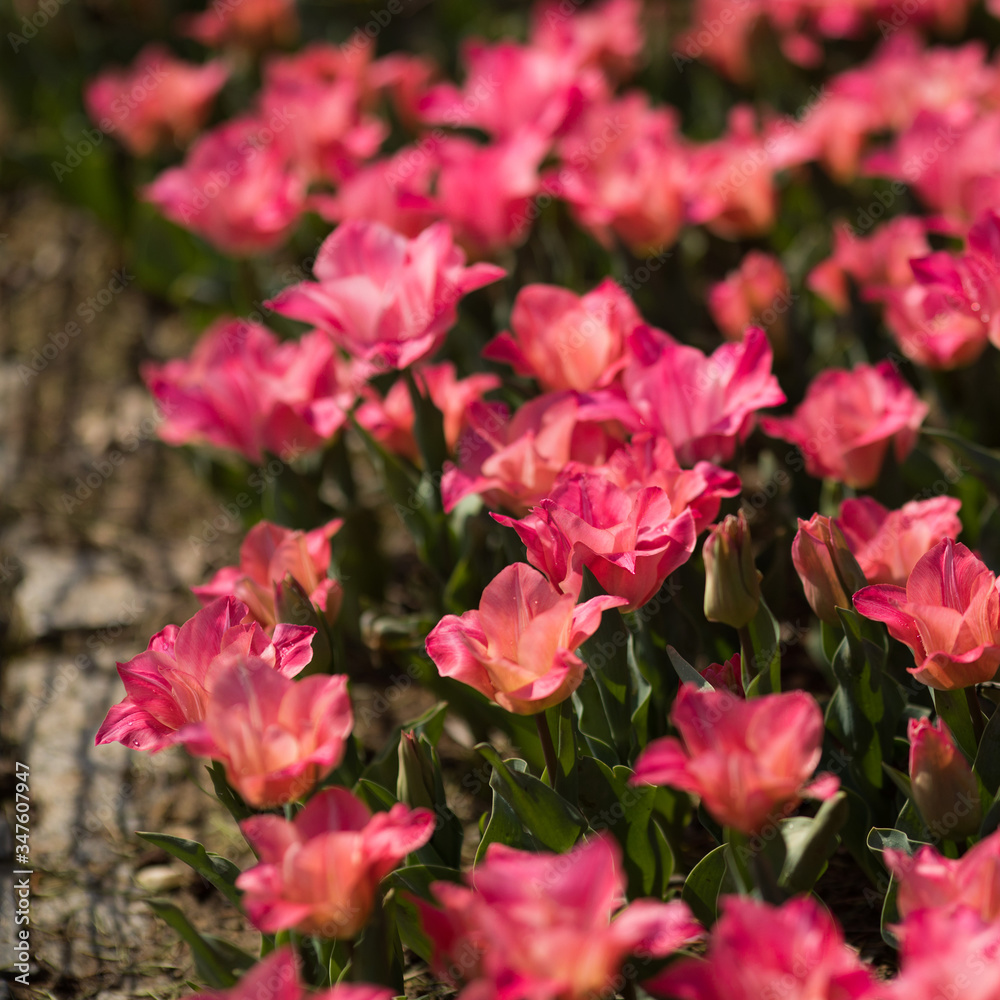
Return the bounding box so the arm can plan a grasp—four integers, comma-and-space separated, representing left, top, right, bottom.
967, 686, 986, 747
725, 828, 754, 895
536, 712, 559, 788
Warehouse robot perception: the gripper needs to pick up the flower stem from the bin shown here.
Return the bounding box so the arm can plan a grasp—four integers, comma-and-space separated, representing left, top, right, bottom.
966, 686, 986, 747
536, 712, 559, 787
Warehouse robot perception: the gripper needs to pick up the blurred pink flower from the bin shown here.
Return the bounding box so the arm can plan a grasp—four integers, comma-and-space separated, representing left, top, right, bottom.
268, 221, 504, 374
760, 361, 927, 487
647, 896, 876, 1000
179, 0, 298, 49
708, 251, 791, 342
854, 539, 1000, 690
425, 562, 626, 715
623, 325, 785, 465
176, 664, 353, 808
418, 835, 702, 1000
95, 597, 315, 752
193, 518, 343, 632
143, 318, 351, 463
632, 684, 836, 834
238, 788, 434, 937
143, 115, 306, 256
836, 495, 963, 587
530, 0, 643, 79
85, 45, 228, 156
484, 279, 640, 392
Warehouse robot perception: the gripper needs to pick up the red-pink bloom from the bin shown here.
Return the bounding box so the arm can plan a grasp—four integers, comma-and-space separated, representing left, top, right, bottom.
760, 361, 927, 488
95, 597, 315, 753
179, 0, 298, 48
178, 948, 393, 1000
885, 830, 1000, 922
143, 115, 306, 256
441, 390, 635, 514
193, 519, 343, 632
418, 835, 702, 1000
632, 684, 837, 834
85, 45, 228, 157
425, 562, 626, 714
238, 788, 434, 937
647, 896, 876, 1000
367, 52, 438, 130
622, 325, 786, 466
355, 362, 500, 464
268, 221, 504, 374
699, 653, 744, 697
836, 495, 963, 587
549, 93, 688, 254
484, 279, 640, 392
143, 319, 351, 463
853, 539, 1000, 690
708, 252, 791, 342
176, 664, 353, 808
494, 473, 697, 611
258, 45, 386, 183
792, 514, 868, 625
530, 0, 643, 79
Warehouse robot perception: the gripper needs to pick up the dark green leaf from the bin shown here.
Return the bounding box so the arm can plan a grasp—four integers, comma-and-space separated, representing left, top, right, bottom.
778, 792, 848, 893
136, 833, 242, 911
681, 845, 734, 928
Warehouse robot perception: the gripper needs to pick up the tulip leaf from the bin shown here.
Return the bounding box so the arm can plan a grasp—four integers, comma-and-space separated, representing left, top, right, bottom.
778, 791, 848, 893
666, 645, 713, 692
546, 700, 580, 805
866, 827, 931, 856
681, 844, 734, 927
355, 778, 400, 812
136, 833, 242, 911
922, 427, 1000, 496
404, 368, 449, 478
385, 866, 465, 967
880, 874, 900, 949
742, 600, 782, 696
476, 758, 537, 862
147, 900, 255, 989
931, 688, 978, 761
357, 701, 450, 793
476, 744, 586, 853
207, 762, 253, 823
974, 702, 1000, 796
979, 792, 1000, 838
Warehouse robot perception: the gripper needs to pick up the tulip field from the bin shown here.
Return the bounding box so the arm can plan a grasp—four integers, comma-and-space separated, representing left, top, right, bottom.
11, 0, 1000, 997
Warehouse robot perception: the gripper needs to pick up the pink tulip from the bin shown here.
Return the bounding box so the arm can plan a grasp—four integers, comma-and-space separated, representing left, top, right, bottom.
674, 0, 762, 82
836, 496, 962, 587
530, 0, 644, 79
356, 362, 500, 464
143, 319, 352, 463
699, 653, 744, 697
175, 664, 353, 808
853, 539, 1000, 690
622, 325, 786, 466
647, 896, 877, 1000
483, 279, 641, 392
760, 362, 927, 488
441, 390, 635, 514
425, 562, 627, 714
792, 514, 868, 625
708, 252, 791, 343
419, 835, 702, 1000
367, 52, 438, 130
193, 518, 343, 632
179, 0, 298, 49
95, 597, 315, 752
237, 788, 435, 937
178, 948, 393, 1000
549, 93, 688, 254
85, 45, 228, 157
632, 684, 837, 835
143, 115, 306, 256
494, 472, 698, 611
268, 221, 504, 374
885, 830, 1000, 922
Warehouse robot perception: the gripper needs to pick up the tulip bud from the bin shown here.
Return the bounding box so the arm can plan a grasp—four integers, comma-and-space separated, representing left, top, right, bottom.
908, 717, 982, 840
699, 653, 745, 697
397, 731, 438, 813
792, 514, 868, 625
703, 511, 762, 628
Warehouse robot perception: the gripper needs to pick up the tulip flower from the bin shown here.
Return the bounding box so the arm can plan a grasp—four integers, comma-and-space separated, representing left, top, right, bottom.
646, 896, 877, 1000
623, 325, 785, 466
708, 251, 791, 343
530, 0, 643, 78
418, 835, 703, 1000
237, 788, 435, 937
632, 684, 837, 835
760, 361, 928, 488
267, 221, 504, 374
703, 512, 761, 629
176, 665, 353, 808
907, 717, 981, 840
194, 519, 343, 632
95, 597, 315, 753
853, 539, 1000, 690
425, 562, 627, 714
484, 279, 641, 393
699, 653, 745, 697
835, 496, 963, 588
179, 0, 299, 49
792, 513, 868, 625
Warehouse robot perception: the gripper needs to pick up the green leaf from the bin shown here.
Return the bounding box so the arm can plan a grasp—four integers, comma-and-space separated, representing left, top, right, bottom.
922, 428, 1000, 496
681, 844, 734, 928
147, 900, 255, 989
404, 369, 449, 477
354, 778, 400, 812
742, 600, 782, 696
136, 833, 242, 911
866, 827, 932, 856
666, 645, 713, 691
546, 700, 580, 804
207, 762, 253, 823
974, 703, 1000, 795
880, 874, 900, 949
778, 792, 848, 893
385, 866, 465, 966
932, 688, 978, 761
476, 744, 586, 853
476, 758, 537, 862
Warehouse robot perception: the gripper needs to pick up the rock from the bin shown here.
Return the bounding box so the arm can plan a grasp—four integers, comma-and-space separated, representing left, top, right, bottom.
134, 864, 190, 893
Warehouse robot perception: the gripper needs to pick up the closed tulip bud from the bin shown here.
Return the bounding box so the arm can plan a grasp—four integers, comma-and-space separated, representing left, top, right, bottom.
909, 717, 982, 840
792, 513, 868, 625
703, 511, 762, 628
397, 731, 438, 813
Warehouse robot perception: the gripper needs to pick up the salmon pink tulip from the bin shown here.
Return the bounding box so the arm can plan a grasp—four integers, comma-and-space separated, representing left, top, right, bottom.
179, 0, 298, 49
792, 513, 868, 625
708, 252, 791, 343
